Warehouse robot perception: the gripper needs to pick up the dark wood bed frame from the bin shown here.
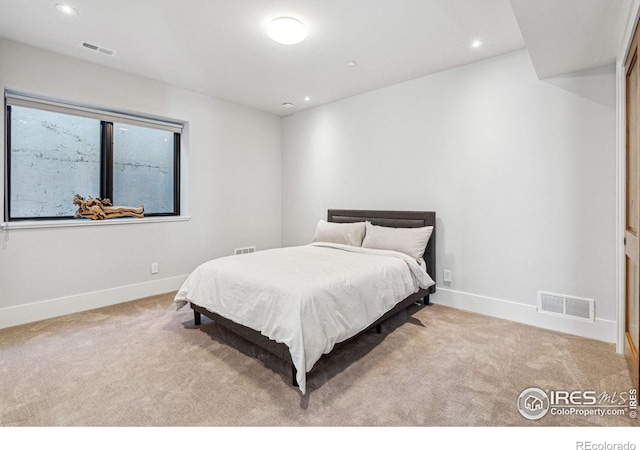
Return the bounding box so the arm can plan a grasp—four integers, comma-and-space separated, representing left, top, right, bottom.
190, 209, 436, 387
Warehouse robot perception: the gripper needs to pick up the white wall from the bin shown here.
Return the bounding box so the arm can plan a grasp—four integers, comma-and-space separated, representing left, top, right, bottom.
0, 39, 282, 327
0, 40, 618, 343
282, 49, 617, 342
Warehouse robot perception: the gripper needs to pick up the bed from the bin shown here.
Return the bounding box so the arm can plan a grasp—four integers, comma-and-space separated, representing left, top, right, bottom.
175, 209, 436, 394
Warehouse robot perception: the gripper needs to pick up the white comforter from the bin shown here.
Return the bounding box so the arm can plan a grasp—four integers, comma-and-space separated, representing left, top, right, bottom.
174, 242, 435, 394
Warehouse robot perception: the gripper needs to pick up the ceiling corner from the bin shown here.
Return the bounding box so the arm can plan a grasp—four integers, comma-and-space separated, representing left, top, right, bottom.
510, 0, 632, 79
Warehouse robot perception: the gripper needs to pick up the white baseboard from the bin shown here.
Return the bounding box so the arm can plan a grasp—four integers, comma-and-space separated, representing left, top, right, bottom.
1, 281, 618, 345
0, 275, 188, 330
431, 287, 617, 344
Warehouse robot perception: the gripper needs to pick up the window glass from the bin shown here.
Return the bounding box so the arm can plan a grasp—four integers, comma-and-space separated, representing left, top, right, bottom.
112, 123, 176, 214
9, 106, 101, 218
5, 95, 181, 222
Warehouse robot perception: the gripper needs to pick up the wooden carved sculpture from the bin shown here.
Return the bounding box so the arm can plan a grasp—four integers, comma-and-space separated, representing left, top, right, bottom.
74, 194, 144, 220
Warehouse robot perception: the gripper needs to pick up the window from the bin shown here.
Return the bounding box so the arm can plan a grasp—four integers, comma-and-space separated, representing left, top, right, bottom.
4, 92, 182, 221
9, 106, 102, 219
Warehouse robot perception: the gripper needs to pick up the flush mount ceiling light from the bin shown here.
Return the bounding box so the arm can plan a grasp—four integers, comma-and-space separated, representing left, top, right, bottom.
56, 3, 77, 15
267, 17, 307, 45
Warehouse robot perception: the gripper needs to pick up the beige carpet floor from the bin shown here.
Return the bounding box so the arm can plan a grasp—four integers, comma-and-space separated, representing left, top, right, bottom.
0, 292, 635, 427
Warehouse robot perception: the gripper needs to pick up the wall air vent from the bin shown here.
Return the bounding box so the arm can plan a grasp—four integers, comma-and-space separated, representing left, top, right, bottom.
234, 246, 256, 256
81, 41, 115, 56
537, 291, 595, 322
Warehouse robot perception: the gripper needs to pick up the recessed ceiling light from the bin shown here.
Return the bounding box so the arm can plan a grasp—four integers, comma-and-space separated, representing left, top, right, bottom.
56, 3, 77, 16
471, 40, 483, 49
347, 60, 357, 68
304, 96, 310, 102
282, 102, 294, 109
267, 17, 307, 45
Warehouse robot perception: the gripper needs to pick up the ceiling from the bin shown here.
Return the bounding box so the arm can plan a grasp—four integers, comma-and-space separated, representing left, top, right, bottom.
0, 0, 633, 116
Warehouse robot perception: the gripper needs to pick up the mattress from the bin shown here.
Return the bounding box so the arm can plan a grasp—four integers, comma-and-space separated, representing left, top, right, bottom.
175, 242, 435, 393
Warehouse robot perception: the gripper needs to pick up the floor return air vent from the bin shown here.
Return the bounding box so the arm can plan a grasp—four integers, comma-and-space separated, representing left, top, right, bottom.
537, 291, 595, 322
234, 246, 256, 255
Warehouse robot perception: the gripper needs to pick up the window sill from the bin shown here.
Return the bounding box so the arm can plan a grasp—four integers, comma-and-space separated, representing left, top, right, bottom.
1, 215, 191, 230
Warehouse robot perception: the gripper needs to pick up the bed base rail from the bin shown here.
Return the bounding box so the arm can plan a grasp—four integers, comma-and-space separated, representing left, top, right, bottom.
192, 290, 430, 387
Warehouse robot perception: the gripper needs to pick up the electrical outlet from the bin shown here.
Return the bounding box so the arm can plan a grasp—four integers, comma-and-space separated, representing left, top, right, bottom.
443, 269, 452, 284
151, 262, 159, 274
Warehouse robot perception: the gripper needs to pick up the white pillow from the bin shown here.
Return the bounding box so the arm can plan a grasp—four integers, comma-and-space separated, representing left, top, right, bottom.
361, 221, 433, 265
311, 220, 366, 247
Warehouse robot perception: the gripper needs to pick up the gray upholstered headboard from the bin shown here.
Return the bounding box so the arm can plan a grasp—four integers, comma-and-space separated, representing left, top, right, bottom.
327, 209, 436, 294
